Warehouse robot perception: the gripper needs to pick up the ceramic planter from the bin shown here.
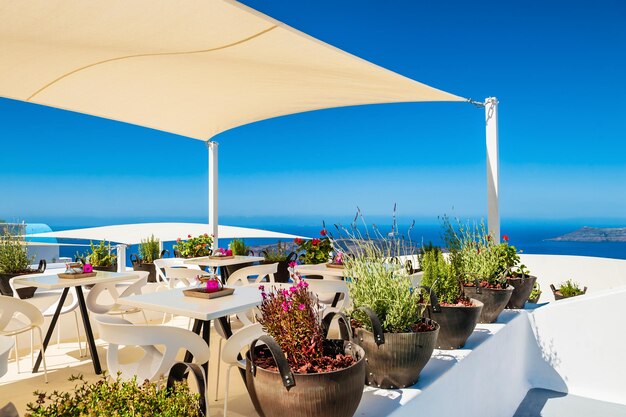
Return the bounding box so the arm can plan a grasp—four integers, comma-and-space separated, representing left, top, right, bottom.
464, 285, 513, 323
354, 307, 439, 388
424, 301, 483, 350
506, 275, 538, 309
0, 260, 46, 298
246, 335, 365, 417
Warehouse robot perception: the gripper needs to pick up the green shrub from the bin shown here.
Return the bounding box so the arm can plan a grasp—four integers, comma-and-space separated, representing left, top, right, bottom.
26, 374, 201, 417
139, 234, 161, 263
0, 223, 34, 273
174, 234, 213, 258
420, 250, 461, 305
558, 279, 585, 297
86, 241, 117, 267
529, 282, 542, 300
262, 241, 291, 262
230, 238, 249, 256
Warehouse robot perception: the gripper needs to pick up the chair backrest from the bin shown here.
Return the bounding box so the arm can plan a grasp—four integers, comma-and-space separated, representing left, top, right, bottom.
94, 314, 210, 382
0, 296, 44, 331
304, 278, 351, 312
86, 272, 148, 314
154, 258, 198, 282
163, 267, 202, 288
0, 335, 15, 378
226, 263, 277, 287
221, 323, 264, 368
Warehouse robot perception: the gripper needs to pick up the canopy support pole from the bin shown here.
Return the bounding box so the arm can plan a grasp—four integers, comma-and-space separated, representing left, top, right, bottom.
208, 141, 219, 251
485, 97, 500, 241
116, 244, 126, 273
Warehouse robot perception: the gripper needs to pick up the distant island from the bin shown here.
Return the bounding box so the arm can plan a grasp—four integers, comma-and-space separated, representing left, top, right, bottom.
549, 226, 626, 242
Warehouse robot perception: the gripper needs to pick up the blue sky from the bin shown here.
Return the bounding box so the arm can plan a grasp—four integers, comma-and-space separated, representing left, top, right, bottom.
1, 0, 625, 227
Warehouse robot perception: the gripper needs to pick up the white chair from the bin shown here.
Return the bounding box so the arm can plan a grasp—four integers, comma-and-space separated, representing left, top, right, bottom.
86, 271, 149, 323
0, 335, 15, 378
219, 323, 264, 416
93, 314, 210, 382
0, 296, 48, 382
163, 266, 203, 289
10, 277, 84, 357
304, 278, 351, 315
154, 258, 200, 284
225, 263, 277, 287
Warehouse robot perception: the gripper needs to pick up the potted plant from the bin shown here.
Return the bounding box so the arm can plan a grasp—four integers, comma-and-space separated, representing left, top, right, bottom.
246, 278, 365, 417
25, 372, 204, 416
420, 249, 483, 350
551, 279, 587, 300
130, 235, 168, 283
294, 229, 333, 265
505, 263, 538, 309
344, 237, 439, 389
528, 282, 542, 304
443, 217, 512, 323
261, 241, 296, 283
224, 238, 254, 277
173, 234, 213, 258
0, 224, 45, 298
83, 240, 117, 272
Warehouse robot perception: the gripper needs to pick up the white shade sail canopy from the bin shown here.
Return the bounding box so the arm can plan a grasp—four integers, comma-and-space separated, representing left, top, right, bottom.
0, 0, 465, 140
26, 223, 305, 245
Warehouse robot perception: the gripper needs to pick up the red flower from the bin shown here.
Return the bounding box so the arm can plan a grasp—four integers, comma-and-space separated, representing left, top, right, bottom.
312, 238, 320, 246
320, 229, 327, 236
294, 237, 303, 244
176, 238, 181, 242
487, 235, 491, 241
204, 233, 209, 238
187, 234, 192, 238
502, 234, 509, 242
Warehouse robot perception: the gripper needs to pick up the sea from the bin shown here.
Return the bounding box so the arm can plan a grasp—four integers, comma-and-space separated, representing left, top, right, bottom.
47, 219, 626, 264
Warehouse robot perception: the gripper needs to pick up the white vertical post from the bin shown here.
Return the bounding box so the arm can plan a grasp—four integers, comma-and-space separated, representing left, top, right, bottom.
116, 244, 126, 273
485, 97, 500, 241
207, 141, 219, 251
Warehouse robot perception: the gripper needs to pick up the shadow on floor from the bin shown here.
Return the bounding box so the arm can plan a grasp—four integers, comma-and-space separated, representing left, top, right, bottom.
513, 388, 626, 417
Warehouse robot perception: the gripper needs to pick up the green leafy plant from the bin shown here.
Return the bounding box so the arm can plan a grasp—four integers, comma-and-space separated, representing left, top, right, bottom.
174, 233, 213, 258
262, 241, 292, 262
558, 279, 585, 298
0, 223, 34, 273
420, 249, 465, 305
139, 234, 161, 263
529, 282, 542, 301
25, 373, 201, 417
416, 241, 441, 271
230, 238, 250, 256
295, 229, 333, 264
85, 240, 117, 267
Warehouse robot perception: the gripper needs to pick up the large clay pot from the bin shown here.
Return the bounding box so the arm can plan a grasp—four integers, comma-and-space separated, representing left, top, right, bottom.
0, 260, 46, 298
353, 307, 438, 389
464, 285, 513, 323
506, 275, 537, 309
424, 301, 483, 350
246, 335, 365, 417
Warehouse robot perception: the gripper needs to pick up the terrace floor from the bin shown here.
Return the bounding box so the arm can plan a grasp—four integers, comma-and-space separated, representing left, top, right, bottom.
513, 388, 626, 417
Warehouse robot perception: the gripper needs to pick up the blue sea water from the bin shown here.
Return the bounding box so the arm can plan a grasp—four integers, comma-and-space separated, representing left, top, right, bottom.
49, 221, 626, 264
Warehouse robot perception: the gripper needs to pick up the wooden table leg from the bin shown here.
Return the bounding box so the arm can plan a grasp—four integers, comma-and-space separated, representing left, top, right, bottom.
33, 287, 69, 373
75, 286, 102, 374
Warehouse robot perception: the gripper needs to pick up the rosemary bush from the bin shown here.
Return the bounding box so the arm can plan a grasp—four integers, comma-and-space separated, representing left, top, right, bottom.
262, 241, 291, 262
420, 250, 461, 305
26, 374, 201, 417
558, 279, 585, 297
230, 238, 249, 256
0, 223, 34, 273
139, 234, 161, 263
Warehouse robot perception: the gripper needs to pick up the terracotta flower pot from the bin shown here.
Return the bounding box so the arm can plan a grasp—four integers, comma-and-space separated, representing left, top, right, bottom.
464, 285, 513, 323
246, 335, 365, 417
354, 307, 439, 388
506, 275, 538, 309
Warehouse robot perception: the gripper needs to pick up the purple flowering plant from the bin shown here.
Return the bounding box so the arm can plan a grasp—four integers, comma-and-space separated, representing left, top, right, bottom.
256, 273, 326, 372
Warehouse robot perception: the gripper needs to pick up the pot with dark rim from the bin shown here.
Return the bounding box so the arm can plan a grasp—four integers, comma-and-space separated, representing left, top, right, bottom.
464, 281, 513, 323
0, 260, 46, 299
422, 286, 483, 350
506, 275, 537, 309
261, 252, 297, 283
245, 313, 365, 417
353, 307, 439, 389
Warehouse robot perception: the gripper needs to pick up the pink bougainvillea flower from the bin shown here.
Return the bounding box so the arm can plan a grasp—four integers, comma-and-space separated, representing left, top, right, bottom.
298, 303, 305, 310
502, 234, 509, 242
281, 301, 289, 312
289, 286, 297, 293
288, 261, 297, 268
261, 292, 267, 300
226, 249, 233, 256
258, 285, 264, 291
320, 229, 327, 236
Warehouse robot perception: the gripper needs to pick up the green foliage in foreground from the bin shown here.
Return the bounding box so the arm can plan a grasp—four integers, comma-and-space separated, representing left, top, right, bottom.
139, 234, 161, 263
0, 223, 34, 273
229, 238, 250, 256
558, 279, 585, 298
26, 374, 201, 417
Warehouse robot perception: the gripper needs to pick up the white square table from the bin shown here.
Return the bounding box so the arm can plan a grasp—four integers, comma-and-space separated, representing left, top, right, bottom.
183, 255, 264, 282
121, 286, 263, 375
295, 263, 349, 279
13, 270, 139, 374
